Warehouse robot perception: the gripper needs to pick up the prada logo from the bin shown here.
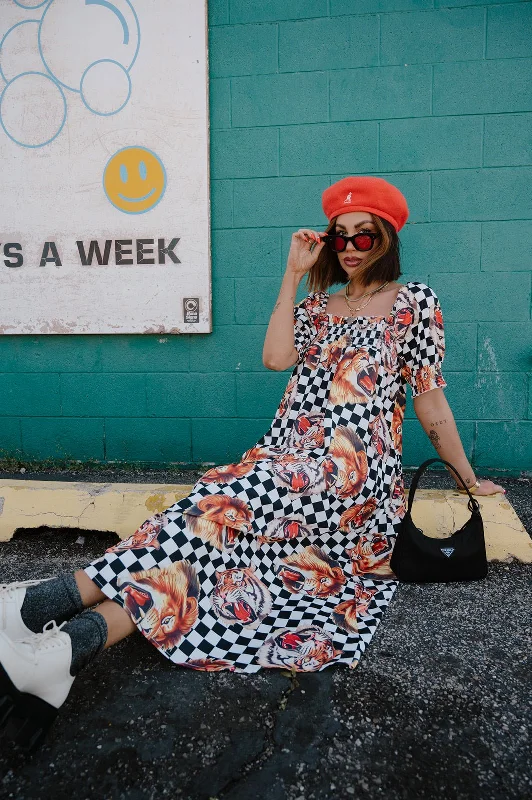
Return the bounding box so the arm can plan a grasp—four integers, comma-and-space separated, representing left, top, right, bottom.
441, 547, 455, 558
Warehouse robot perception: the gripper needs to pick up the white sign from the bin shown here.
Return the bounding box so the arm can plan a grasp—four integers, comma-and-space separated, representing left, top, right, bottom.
0, 0, 211, 334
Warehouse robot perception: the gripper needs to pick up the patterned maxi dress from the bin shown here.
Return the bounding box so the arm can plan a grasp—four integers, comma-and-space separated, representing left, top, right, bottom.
84, 281, 447, 673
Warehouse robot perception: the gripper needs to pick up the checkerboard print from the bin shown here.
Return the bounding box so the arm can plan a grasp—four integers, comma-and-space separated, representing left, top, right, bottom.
83, 282, 446, 673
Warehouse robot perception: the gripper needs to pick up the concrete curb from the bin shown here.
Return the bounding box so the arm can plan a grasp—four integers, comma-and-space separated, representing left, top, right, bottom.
0, 480, 530, 563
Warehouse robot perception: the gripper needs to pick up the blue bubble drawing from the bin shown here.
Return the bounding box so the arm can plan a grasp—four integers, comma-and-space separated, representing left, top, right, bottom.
0, 0, 141, 148
0, 71, 66, 147
80, 59, 131, 116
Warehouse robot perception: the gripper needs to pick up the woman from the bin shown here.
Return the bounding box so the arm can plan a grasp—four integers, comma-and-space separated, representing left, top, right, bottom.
0, 176, 505, 751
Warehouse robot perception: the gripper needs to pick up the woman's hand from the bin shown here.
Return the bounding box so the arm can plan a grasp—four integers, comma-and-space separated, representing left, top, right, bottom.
286, 228, 327, 278
460, 478, 506, 496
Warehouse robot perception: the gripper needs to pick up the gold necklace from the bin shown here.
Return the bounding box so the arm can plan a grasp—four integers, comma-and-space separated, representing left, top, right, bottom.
344, 280, 390, 313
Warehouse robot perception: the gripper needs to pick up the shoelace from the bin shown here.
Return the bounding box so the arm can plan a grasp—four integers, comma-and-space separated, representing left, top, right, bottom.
18, 619, 69, 656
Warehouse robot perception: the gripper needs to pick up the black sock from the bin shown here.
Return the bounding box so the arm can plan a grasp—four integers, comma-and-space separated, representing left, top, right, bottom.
20, 573, 85, 633
62, 610, 108, 676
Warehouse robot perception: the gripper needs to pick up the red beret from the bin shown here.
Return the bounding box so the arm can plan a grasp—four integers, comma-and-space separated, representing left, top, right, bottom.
322, 176, 409, 232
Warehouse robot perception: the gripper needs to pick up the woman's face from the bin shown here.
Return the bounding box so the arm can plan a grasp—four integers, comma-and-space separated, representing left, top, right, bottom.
334, 211, 379, 277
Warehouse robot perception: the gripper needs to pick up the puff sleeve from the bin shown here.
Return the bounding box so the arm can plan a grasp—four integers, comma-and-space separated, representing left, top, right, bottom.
399, 284, 447, 398
293, 294, 317, 365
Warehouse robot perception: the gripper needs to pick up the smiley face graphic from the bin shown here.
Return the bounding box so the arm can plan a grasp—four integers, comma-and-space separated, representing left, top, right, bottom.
103, 146, 166, 214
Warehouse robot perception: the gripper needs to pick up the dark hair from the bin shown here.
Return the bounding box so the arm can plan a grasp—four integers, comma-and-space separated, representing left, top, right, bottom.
305, 213, 403, 294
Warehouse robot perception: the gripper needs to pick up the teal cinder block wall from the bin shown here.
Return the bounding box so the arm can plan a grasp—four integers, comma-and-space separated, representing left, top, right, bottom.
1, 0, 531, 473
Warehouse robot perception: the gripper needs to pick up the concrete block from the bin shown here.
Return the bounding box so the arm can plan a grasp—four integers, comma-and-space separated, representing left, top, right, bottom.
481, 221, 532, 272
280, 122, 378, 176
279, 16, 378, 72
236, 371, 291, 417
210, 180, 233, 229
208, 0, 229, 25
330, 65, 432, 121
21, 418, 104, 461
478, 323, 532, 373
381, 7, 484, 65
434, 59, 532, 115
332, 0, 432, 13
209, 78, 231, 129
400, 222, 481, 274
105, 418, 191, 462
484, 114, 532, 167
0, 374, 61, 417
431, 167, 532, 222
211, 128, 278, 179
212, 228, 282, 277
442, 324, 477, 373
12, 337, 103, 373
208, 23, 278, 77
233, 176, 327, 228
476, 422, 532, 472
0, 419, 22, 457
191, 417, 273, 462
212, 276, 236, 325
232, 72, 328, 127
446, 373, 527, 420
61, 373, 147, 418
99, 335, 190, 374
380, 117, 482, 171
487, 3, 532, 59
230, 0, 327, 23
188, 324, 268, 372
428, 271, 530, 322
235, 276, 281, 324
146, 372, 236, 417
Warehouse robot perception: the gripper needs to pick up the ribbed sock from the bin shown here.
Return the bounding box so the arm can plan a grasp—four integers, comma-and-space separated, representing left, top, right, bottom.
20, 573, 85, 633
62, 610, 108, 676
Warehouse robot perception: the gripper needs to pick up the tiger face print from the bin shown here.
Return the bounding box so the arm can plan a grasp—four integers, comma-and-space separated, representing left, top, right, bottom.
277, 545, 347, 599
211, 567, 272, 629
346, 533, 395, 578
288, 411, 325, 450
271, 454, 327, 495
118, 562, 200, 651
331, 582, 378, 634
256, 625, 342, 672
105, 512, 168, 553
256, 515, 313, 545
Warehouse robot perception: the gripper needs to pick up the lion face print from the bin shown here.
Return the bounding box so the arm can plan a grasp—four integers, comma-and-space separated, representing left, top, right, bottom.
329, 347, 378, 407
277, 545, 347, 598
118, 562, 200, 651
183, 495, 253, 550
210, 567, 272, 629
256, 625, 342, 672
391, 392, 405, 452
105, 513, 168, 553
346, 533, 395, 578
338, 497, 378, 533
322, 425, 368, 499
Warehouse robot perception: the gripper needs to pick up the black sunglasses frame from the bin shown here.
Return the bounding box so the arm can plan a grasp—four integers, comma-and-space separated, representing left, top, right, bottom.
324, 231, 379, 253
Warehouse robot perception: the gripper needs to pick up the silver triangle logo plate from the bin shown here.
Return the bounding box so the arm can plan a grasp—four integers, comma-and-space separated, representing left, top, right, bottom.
441, 547, 455, 558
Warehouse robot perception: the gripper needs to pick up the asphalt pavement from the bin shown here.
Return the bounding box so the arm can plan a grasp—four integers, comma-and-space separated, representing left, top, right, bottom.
0, 470, 530, 800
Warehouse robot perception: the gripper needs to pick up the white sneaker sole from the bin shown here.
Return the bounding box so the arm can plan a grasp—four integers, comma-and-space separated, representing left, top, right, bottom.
0, 663, 59, 753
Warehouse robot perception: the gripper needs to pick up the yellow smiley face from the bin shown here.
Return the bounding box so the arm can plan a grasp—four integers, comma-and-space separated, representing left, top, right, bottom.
103, 146, 166, 214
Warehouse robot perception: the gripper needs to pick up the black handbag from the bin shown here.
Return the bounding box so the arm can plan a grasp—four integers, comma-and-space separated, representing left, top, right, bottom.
390, 457, 488, 583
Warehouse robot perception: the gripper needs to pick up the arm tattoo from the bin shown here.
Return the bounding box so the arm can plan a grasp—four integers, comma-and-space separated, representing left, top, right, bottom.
428, 429, 442, 450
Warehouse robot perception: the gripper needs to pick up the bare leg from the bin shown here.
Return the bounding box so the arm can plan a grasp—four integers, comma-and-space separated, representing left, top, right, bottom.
95, 599, 136, 647
73, 570, 136, 646
74, 569, 107, 607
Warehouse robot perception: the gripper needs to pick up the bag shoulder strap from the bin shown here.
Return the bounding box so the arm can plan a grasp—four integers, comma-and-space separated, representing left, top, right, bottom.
407, 457, 481, 515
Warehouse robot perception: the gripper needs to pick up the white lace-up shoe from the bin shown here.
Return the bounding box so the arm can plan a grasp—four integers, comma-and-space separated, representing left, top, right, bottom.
0, 578, 56, 641
0, 620, 75, 752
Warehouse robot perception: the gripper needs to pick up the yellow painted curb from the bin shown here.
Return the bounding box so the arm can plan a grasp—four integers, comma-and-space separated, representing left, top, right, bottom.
0, 481, 530, 564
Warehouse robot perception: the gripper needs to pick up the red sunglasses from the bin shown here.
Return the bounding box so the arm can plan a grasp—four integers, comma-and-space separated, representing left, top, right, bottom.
324, 230, 379, 253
